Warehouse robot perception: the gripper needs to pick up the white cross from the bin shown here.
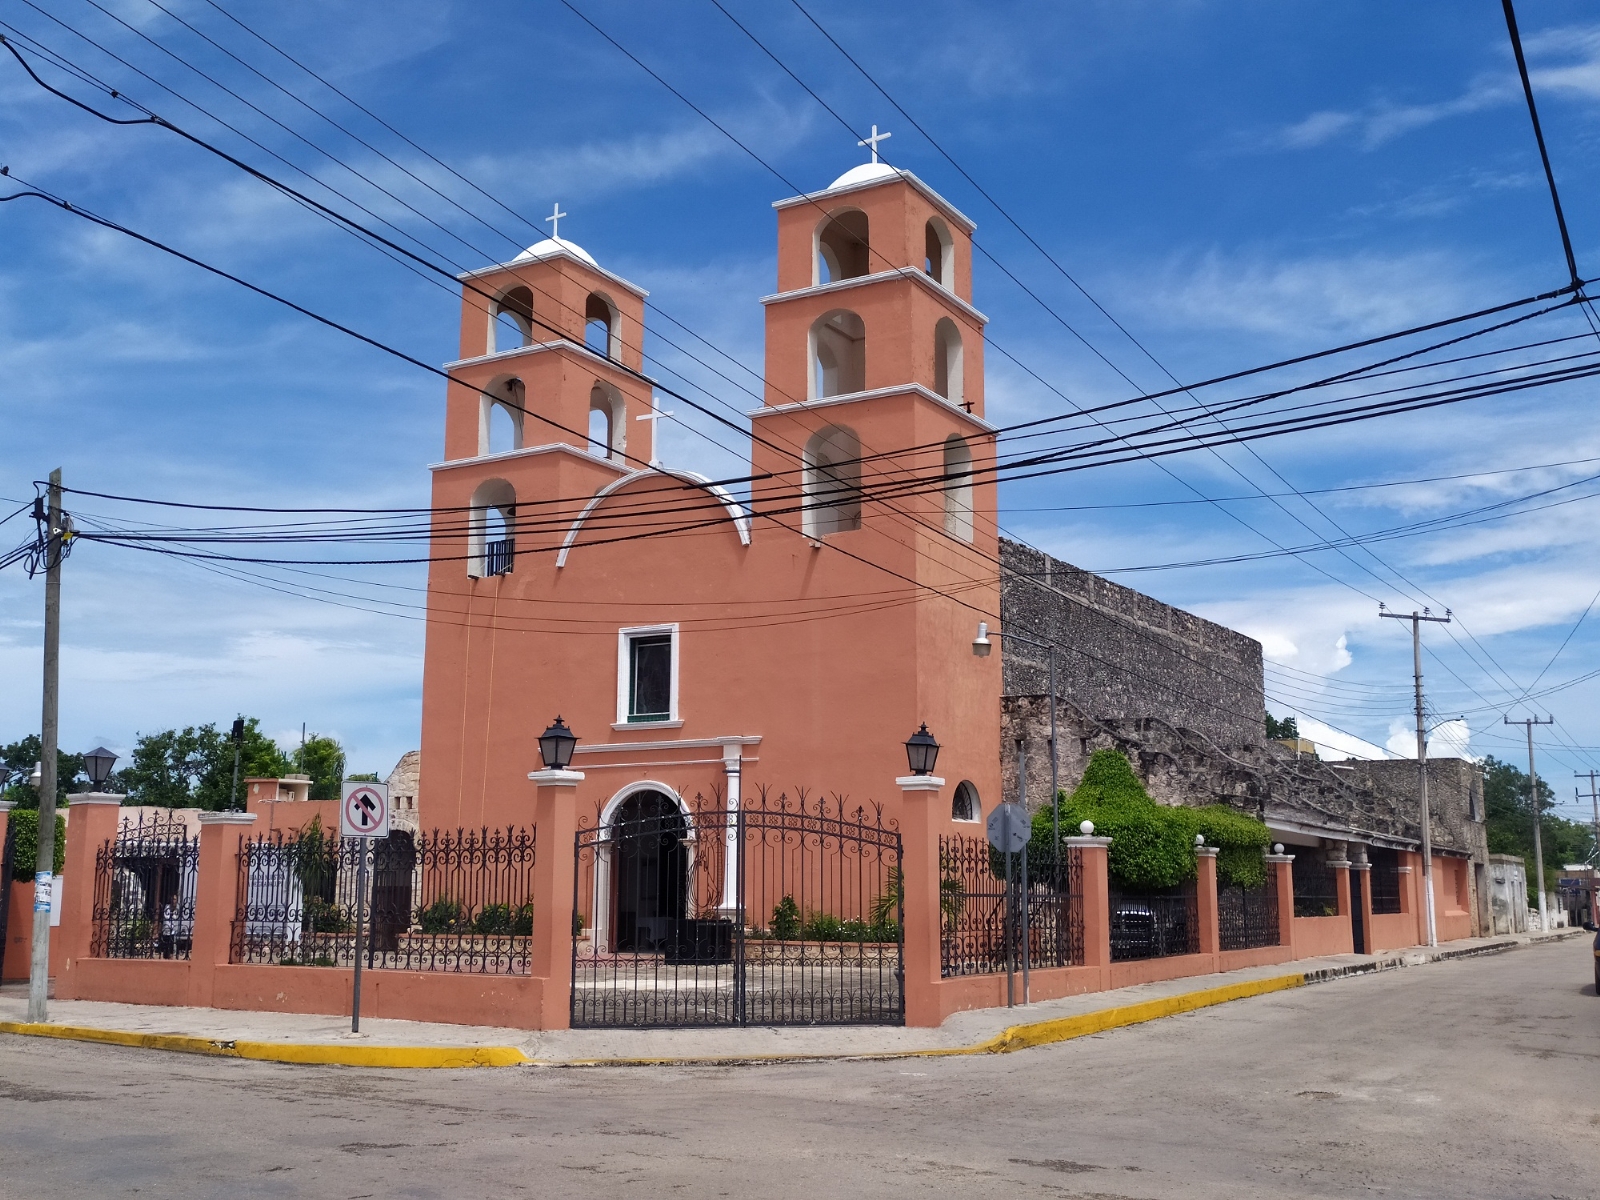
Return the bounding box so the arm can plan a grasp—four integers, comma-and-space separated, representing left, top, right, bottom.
858, 124, 891, 163
636, 395, 673, 467
546, 202, 567, 240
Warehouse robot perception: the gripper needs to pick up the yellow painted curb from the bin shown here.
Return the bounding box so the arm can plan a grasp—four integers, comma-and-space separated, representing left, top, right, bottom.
0, 1020, 529, 1068
549, 972, 1311, 1067
0, 973, 1306, 1069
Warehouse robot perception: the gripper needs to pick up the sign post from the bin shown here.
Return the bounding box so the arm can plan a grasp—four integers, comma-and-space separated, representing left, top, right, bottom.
987, 801, 1030, 1008
340, 781, 390, 1034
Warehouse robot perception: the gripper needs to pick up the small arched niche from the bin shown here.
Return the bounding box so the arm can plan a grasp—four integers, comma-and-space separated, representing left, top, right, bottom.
943, 435, 974, 542
803, 424, 862, 537
468, 477, 516, 578
493, 287, 534, 353
585, 292, 620, 359
479, 378, 525, 456
810, 309, 866, 399
924, 218, 954, 289
952, 780, 980, 822
933, 317, 964, 408
589, 383, 626, 460
815, 209, 870, 284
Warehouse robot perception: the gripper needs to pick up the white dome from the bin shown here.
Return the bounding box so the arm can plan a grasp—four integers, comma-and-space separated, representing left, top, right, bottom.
511, 236, 598, 268
828, 160, 899, 190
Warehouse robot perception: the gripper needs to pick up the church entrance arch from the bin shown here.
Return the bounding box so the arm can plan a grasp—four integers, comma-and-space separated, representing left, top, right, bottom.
608, 789, 687, 953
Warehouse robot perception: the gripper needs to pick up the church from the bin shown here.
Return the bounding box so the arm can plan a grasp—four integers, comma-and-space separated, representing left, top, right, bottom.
417, 144, 1002, 869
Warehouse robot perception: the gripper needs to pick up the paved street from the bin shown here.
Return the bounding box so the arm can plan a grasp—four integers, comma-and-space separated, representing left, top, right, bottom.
2, 938, 1596, 1199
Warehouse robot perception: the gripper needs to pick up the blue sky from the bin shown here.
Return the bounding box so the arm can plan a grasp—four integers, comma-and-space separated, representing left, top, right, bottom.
3, 1, 1600, 822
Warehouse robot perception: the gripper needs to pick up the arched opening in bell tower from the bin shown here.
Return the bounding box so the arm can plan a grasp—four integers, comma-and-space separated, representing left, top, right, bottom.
480, 378, 525, 456
815, 209, 871, 284
493, 286, 534, 353
942, 435, 974, 542
933, 318, 964, 407
924, 218, 954, 288
468, 478, 516, 578
810, 310, 866, 399
589, 383, 626, 460
803, 424, 863, 537
585, 292, 619, 358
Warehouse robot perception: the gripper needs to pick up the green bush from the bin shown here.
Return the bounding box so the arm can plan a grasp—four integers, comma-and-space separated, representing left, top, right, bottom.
8, 810, 66, 881
420, 898, 463, 934
474, 902, 533, 936
1032, 749, 1270, 891
303, 897, 350, 934
1191, 805, 1271, 889
770, 895, 800, 940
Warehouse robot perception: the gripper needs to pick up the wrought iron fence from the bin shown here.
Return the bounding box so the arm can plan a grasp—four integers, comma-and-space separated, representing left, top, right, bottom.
1110, 884, 1199, 961
1369, 849, 1402, 914
231, 825, 536, 974
571, 786, 903, 1028
1218, 882, 1280, 951
938, 835, 1084, 977
1292, 855, 1341, 917
91, 813, 200, 959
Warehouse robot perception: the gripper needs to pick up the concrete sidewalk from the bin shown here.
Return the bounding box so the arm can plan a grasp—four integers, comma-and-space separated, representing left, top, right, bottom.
1, 930, 1581, 1067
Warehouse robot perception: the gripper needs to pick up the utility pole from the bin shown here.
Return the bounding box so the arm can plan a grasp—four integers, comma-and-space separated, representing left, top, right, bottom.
1506, 715, 1554, 928
1380, 605, 1451, 947
29, 469, 66, 1023
1578, 771, 1600, 867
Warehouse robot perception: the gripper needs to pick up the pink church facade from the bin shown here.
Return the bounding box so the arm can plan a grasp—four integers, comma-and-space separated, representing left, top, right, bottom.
418, 160, 1003, 847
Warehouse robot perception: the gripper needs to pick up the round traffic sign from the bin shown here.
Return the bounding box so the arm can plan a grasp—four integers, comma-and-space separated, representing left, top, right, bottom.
342, 784, 389, 837
986, 802, 1030, 854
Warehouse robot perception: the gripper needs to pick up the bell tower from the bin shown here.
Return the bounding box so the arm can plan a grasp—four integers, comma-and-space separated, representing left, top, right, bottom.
750, 147, 995, 556
430, 215, 657, 571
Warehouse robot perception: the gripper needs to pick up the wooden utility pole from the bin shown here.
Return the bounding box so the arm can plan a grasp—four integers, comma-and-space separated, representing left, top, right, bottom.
1380, 606, 1450, 947
29, 468, 65, 1023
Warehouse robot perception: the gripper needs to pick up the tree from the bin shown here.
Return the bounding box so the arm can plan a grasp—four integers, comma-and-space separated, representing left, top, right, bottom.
1483, 755, 1596, 896
295, 734, 346, 801
1, 735, 86, 809
1265, 713, 1300, 741
121, 718, 293, 810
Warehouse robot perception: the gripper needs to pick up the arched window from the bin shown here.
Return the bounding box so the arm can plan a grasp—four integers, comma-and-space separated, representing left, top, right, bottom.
803, 424, 862, 536
943, 435, 973, 541
585, 292, 619, 358
815, 209, 870, 284
479, 379, 524, 456
810, 309, 866, 399
952, 780, 980, 822
468, 478, 516, 578
494, 287, 534, 353
924, 218, 954, 288
589, 383, 625, 459
934, 317, 963, 408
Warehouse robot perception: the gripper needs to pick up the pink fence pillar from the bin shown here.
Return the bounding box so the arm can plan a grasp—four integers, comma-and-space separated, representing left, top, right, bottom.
0, 801, 12, 859
1196, 846, 1220, 956
527, 768, 582, 1030
187, 812, 256, 1006
57, 796, 121, 965
896, 773, 945, 1028
1265, 853, 1295, 950
1065, 834, 1112, 969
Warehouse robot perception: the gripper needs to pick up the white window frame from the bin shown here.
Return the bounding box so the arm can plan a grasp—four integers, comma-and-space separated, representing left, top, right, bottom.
616, 623, 681, 726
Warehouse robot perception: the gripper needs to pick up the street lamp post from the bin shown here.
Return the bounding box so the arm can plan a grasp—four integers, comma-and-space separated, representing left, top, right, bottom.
973, 622, 1064, 892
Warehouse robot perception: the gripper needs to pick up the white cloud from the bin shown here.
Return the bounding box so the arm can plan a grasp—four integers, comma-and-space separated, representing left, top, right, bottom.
1297, 715, 1390, 761
1139, 249, 1477, 341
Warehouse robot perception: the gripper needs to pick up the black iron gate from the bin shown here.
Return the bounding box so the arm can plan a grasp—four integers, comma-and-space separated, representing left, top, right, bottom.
571, 788, 903, 1027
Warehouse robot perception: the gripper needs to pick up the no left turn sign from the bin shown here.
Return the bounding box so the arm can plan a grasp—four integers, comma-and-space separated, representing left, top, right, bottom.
341, 781, 390, 839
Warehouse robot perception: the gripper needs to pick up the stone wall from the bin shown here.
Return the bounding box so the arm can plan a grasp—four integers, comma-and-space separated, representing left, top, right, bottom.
999, 540, 1264, 750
